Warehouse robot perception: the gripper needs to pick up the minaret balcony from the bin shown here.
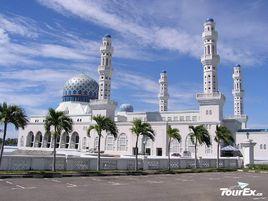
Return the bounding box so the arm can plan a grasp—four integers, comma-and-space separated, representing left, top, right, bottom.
201, 55, 220, 65
202, 31, 218, 40
232, 90, 244, 96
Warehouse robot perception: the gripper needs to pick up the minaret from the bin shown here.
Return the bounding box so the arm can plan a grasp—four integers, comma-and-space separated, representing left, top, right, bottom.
98, 34, 113, 100
158, 71, 169, 112
201, 18, 220, 94
232, 64, 248, 128
196, 18, 225, 122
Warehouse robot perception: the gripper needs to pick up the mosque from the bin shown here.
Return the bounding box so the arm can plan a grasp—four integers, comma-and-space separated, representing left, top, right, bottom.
18, 18, 268, 161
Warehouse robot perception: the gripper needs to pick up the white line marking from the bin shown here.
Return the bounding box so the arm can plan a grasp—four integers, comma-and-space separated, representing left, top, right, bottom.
253, 197, 267, 200
51, 179, 61, 183
108, 181, 123, 186
6, 181, 13, 185
209, 178, 220, 180
91, 178, 102, 182
16, 185, 25, 189
66, 183, 77, 188
146, 180, 163, 184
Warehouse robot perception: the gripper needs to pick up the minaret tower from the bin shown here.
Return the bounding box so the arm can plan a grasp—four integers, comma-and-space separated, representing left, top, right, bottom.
90, 34, 116, 119
201, 18, 220, 94
158, 71, 169, 112
196, 18, 225, 122
232, 64, 248, 128
98, 34, 113, 100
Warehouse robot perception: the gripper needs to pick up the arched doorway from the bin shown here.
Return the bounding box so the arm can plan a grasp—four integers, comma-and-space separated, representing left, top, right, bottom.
34, 132, 43, 147
60, 132, 70, 148
117, 133, 128, 151
51, 135, 60, 148
20, 136, 24, 147
26, 131, 34, 147
170, 139, 182, 154
105, 134, 115, 151
70, 132, 79, 149
43, 133, 51, 148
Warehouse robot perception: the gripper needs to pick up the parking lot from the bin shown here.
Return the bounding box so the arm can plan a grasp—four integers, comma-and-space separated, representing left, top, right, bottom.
0, 172, 267, 201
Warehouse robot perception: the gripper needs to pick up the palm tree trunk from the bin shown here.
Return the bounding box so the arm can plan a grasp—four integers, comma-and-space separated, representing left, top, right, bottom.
0, 123, 7, 167
194, 140, 197, 169
97, 134, 101, 171
135, 135, 139, 171
52, 132, 57, 172
217, 142, 220, 169
168, 139, 171, 171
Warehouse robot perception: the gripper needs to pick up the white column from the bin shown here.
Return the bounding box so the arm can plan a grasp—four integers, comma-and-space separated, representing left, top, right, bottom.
98, 35, 113, 100
201, 18, 220, 94
241, 139, 256, 167
158, 71, 169, 112
232, 64, 248, 128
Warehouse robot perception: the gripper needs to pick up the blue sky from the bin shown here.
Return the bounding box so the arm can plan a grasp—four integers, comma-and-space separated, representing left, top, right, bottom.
0, 0, 268, 137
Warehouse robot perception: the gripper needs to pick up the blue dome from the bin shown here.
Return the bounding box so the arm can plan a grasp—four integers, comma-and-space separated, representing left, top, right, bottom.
162, 70, 167, 74
206, 18, 214, 22
120, 104, 134, 112
62, 74, 99, 102
235, 64, 241, 67
104, 34, 111, 38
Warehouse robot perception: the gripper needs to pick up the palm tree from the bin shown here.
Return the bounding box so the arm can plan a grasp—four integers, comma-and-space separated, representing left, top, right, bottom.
167, 125, 181, 171
87, 115, 118, 171
44, 108, 73, 172
189, 125, 211, 168
215, 125, 234, 168
0, 102, 28, 167
130, 119, 155, 171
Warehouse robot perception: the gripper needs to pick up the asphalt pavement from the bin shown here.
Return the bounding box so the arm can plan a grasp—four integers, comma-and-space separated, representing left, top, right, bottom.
0, 172, 267, 201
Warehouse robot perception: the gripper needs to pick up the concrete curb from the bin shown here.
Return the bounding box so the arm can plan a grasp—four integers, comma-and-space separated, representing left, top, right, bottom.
0, 169, 238, 179
238, 169, 268, 174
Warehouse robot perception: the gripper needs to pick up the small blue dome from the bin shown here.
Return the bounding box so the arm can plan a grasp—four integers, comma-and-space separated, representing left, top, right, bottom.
162, 70, 167, 74
206, 18, 214, 22
62, 74, 99, 102
236, 64, 241, 67
120, 104, 134, 112
104, 34, 111, 38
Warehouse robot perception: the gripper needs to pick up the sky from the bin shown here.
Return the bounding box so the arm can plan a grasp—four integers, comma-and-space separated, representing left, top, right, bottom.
0, 0, 268, 138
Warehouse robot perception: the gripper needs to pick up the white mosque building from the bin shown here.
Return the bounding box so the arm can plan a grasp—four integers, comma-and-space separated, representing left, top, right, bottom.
18, 18, 268, 161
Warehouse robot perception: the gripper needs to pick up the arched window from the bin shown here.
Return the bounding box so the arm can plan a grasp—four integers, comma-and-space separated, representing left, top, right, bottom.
60, 132, 70, 148
208, 45, 210, 54
82, 137, 87, 149
26, 131, 34, 147
187, 137, 195, 154
51, 135, 60, 148
20, 136, 24, 147
43, 133, 51, 148
105, 134, 115, 151
70, 132, 79, 149
260, 144, 263, 149
117, 133, 128, 151
94, 136, 99, 151
170, 139, 182, 153
34, 132, 43, 148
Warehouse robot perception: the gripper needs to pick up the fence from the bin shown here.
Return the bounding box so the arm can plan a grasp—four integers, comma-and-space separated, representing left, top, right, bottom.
0, 156, 242, 171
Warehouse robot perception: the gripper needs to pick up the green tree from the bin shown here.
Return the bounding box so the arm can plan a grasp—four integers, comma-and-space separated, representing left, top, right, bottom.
0, 102, 28, 167
215, 125, 234, 168
44, 108, 73, 172
130, 119, 155, 171
189, 125, 211, 168
167, 125, 181, 171
87, 115, 118, 171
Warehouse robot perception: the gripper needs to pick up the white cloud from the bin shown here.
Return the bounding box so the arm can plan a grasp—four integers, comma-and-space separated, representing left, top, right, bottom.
37, 0, 268, 66
0, 14, 38, 38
